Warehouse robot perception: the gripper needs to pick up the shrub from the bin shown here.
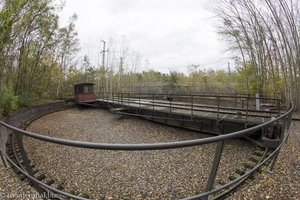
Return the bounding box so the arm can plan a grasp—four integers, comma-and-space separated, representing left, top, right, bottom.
0, 87, 19, 116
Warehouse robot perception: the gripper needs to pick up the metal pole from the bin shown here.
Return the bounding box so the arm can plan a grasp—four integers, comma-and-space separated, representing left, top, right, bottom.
169, 94, 172, 117
152, 94, 154, 114
0, 151, 7, 167
205, 140, 224, 199
217, 95, 220, 121
0, 125, 8, 167
246, 94, 249, 126
269, 119, 286, 172
255, 93, 260, 110
277, 98, 281, 117
121, 93, 123, 108
139, 93, 141, 111
15, 134, 46, 198
191, 95, 194, 118
128, 93, 130, 108
285, 110, 293, 144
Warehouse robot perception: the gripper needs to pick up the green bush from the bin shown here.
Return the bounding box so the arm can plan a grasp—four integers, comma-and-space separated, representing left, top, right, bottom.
0, 87, 19, 116
18, 95, 32, 108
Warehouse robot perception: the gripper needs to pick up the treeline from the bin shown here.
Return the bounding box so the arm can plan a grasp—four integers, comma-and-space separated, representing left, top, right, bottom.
0, 0, 79, 116
82, 63, 259, 96
1, 0, 299, 117
214, 0, 300, 110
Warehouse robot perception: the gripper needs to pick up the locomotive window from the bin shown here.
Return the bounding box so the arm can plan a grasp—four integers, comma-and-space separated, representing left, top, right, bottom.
76, 86, 84, 94
75, 84, 94, 94
84, 86, 89, 93
88, 86, 94, 93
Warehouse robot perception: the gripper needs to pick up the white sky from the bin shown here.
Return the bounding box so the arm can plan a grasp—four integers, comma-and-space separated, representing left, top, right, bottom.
59, 0, 233, 74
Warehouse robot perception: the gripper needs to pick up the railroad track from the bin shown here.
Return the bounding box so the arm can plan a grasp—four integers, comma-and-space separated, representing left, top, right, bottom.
0, 101, 293, 200
210, 147, 272, 199
6, 132, 91, 199
7, 132, 271, 200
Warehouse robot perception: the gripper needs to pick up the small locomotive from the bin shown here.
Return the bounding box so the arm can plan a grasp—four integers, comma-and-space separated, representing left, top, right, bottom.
74, 83, 97, 103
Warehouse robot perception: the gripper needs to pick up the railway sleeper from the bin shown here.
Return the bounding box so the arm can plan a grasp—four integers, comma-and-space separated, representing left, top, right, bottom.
44, 178, 55, 186
213, 183, 224, 190
244, 161, 256, 169
229, 173, 240, 181
32, 168, 39, 174
210, 147, 269, 199
69, 189, 80, 196
253, 150, 264, 157
235, 168, 245, 176
30, 167, 91, 200
78, 193, 90, 198
249, 155, 261, 163
35, 173, 46, 181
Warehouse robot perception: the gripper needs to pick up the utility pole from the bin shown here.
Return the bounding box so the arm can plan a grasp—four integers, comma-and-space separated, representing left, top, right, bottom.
100, 40, 109, 95
228, 62, 231, 75
118, 57, 123, 93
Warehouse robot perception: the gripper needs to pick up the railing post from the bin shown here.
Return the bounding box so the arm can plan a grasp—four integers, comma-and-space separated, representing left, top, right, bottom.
121, 93, 123, 108
152, 93, 155, 114
169, 93, 172, 117
128, 93, 131, 108
204, 140, 224, 199
15, 134, 46, 196
191, 95, 194, 118
139, 93, 141, 111
277, 99, 281, 117
0, 125, 8, 167
0, 151, 7, 167
217, 95, 220, 121
268, 119, 286, 172
285, 108, 293, 144
246, 94, 249, 126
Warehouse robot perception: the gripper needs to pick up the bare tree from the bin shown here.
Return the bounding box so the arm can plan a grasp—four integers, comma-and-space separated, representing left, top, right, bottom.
214, 0, 300, 110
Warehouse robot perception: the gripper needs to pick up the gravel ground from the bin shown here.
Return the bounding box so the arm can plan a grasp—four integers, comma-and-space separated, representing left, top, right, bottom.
229, 121, 300, 200
22, 108, 256, 199
0, 164, 41, 200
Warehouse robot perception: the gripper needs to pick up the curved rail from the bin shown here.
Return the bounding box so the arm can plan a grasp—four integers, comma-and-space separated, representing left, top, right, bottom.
0, 104, 293, 150
0, 102, 294, 199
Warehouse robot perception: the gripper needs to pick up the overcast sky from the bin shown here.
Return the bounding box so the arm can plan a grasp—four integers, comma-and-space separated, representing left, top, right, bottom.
59, 0, 233, 74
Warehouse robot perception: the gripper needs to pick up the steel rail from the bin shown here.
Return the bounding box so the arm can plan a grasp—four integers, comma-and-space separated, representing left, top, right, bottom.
0, 103, 293, 151
105, 96, 283, 116
0, 150, 88, 200
105, 97, 280, 118
114, 92, 281, 101
182, 123, 292, 200
0, 102, 293, 200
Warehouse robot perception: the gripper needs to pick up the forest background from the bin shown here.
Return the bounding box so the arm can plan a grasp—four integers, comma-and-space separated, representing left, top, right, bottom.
1, 0, 300, 117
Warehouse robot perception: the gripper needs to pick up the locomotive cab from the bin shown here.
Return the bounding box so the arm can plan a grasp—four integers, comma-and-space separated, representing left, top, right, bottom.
74, 83, 96, 103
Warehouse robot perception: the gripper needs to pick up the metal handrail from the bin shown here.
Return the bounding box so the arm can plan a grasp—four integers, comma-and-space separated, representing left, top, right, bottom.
0, 150, 88, 200
184, 124, 293, 200
106, 92, 284, 115
112, 92, 281, 100
0, 102, 293, 200
0, 104, 293, 150
105, 96, 281, 116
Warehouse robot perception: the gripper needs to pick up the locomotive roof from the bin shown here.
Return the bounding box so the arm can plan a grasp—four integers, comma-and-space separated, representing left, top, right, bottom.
74, 83, 95, 87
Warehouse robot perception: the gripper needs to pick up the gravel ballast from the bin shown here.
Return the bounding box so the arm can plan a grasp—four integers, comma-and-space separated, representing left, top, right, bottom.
229, 121, 300, 200
0, 164, 41, 200
23, 108, 256, 199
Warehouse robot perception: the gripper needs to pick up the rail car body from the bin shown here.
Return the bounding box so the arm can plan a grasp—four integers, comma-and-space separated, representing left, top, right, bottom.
74, 83, 97, 103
